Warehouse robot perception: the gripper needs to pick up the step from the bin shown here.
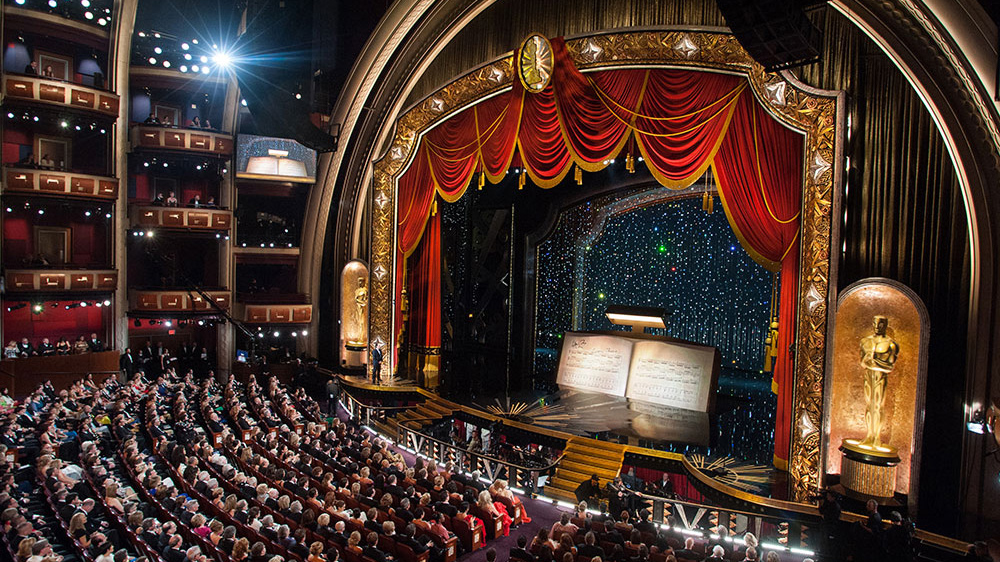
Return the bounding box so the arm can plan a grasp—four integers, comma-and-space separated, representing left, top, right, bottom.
560, 452, 623, 471
422, 400, 455, 417
547, 475, 596, 493
565, 441, 626, 462
559, 459, 620, 478
543, 485, 579, 504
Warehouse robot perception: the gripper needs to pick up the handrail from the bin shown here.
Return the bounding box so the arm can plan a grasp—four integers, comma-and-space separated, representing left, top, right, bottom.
395, 422, 563, 496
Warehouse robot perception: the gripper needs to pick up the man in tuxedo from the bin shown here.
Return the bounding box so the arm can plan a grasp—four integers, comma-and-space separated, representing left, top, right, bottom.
395, 497, 414, 523
509, 535, 534, 562
385, 475, 405, 498
577, 532, 604, 559
330, 521, 349, 547
162, 535, 186, 562
88, 333, 104, 352
118, 346, 136, 378
362, 532, 390, 562
37, 338, 55, 356
672, 538, 699, 560
17, 338, 35, 357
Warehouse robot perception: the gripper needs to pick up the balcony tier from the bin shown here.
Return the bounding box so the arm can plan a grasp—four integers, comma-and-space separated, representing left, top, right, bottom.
237, 303, 313, 324
130, 205, 231, 231
3, 74, 119, 117
130, 125, 233, 156
3, 167, 118, 200
129, 290, 231, 313
5, 269, 117, 292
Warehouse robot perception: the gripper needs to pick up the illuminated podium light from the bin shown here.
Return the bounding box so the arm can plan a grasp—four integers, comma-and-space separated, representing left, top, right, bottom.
604, 305, 669, 332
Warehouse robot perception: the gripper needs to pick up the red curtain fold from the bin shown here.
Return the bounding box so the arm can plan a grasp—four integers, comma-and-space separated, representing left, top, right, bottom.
392, 37, 805, 467
408, 211, 442, 352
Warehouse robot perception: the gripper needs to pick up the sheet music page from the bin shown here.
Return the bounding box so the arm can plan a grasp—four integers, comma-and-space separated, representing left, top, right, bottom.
556, 333, 633, 396
625, 340, 715, 411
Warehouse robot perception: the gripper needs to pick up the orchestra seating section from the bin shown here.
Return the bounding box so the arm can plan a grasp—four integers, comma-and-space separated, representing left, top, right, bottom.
0, 372, 826, 562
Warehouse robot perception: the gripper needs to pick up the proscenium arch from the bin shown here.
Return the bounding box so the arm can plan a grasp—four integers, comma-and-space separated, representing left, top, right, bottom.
367, 30, 844, 500
309, 0, 1000, 525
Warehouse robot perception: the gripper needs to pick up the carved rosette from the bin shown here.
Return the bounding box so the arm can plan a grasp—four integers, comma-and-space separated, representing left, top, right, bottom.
368, 31, 840, 501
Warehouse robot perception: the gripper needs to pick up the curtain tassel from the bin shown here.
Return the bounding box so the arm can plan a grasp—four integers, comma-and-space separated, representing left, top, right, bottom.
478, 171, 485, 190
574, 164, 583, 185
518, 170, 526, 190
702, 191, 714, 213
626, 153, 635, 174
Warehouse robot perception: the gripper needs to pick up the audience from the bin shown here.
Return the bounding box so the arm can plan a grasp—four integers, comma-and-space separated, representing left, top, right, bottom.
4, 334, 106, 358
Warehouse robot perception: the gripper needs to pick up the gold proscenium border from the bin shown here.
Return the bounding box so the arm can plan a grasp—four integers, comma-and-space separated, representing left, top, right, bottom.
367, 30, 842, 502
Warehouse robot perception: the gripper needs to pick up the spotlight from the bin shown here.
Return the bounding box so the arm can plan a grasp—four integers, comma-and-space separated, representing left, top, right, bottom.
48, 0, 56, 7
200, 55, 208, 64
180, 66, 188, 73
79, 301, 88, 307
273, 331, 280, 337
85, 211, 92, 217
163, 61, 171, 68
37, 209, 44, 215
98, 17, 106, 25
295, 93, 302, 100
191, 65, 200, 73
84, 11, 93, 19
181, 43, 190, 50
257, 333, 264, 339
154, 47, 162, 54
201, 66, 209, 75
148, 57, 157, 65
5, 208, 11, 213
32, 303, 44, 314
165, 321, 172, 327
184, 54, 192, 61
197, 320, 204, 326
103, 299, 111, 306
81, 0, 90, 6
301, 330, 308, 336
95, 301, 102, 307
105, 213, 111, 219
6, 113, 12, 119
146, 230, 154, 237
15, 0, 24, 4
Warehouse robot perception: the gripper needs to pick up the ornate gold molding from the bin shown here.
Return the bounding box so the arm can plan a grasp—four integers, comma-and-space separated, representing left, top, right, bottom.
369, 30, 841, 500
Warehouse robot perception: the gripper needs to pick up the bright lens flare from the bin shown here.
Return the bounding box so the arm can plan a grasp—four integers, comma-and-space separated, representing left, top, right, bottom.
212, 50, 234, 69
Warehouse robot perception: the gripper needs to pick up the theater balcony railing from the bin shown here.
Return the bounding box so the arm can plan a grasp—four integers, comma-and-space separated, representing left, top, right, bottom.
2, 74, 119, 118
3, 166, 118, 200
130, 124, 233, 156
129, 289, 231, 313
233, 302, 313, 324
4, 269, 117, 292
129, 205, 232, 232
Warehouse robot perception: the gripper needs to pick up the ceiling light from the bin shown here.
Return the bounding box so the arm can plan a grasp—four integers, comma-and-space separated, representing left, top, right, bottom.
181, 43, 190, 50
148, 57, 157, 65
84, 11, 93, 19
154, 47, 162, 55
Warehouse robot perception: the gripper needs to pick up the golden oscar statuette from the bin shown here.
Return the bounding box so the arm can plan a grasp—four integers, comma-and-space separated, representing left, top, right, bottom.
840, 315, 901, 499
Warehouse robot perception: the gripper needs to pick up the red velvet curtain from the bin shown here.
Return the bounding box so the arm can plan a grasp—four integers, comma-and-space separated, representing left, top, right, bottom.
395, 37, 805, 467
401, 211, 442, 370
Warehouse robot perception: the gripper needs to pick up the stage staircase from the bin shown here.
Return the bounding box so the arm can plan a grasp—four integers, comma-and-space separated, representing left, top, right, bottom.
544, 437, 626, 504
373, 394, 455, 436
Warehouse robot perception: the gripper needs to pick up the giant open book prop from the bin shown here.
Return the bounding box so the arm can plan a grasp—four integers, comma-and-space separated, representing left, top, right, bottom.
556, 332, 720, 413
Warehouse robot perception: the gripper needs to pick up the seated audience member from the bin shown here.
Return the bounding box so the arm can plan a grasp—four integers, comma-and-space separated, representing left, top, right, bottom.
672, 538, 698, 560
165, 191, 179, 207
551, 512, 578, 538
25, 61, 38, 74
37, 338, 55, 356
764, 552, 781, 562
3, 342, 18, 359
73, 336, 90, 354
704, 545, 726, 562
39, 154, 54, 168
151, 192, 166, 206
203, 120, 213, 129
204, 196, 218, 208
739, 546, 758, 562
143, 113, 161, 125
362, 532, 390, 562
41, 65, 54, 77
577, 532, 603, 559
188, 194, 203, 208
17, 338, 35, 357
510, 535, 533, 562
88, 333, 103, 352
55, 337, 71, 355
191, 117, 202, 128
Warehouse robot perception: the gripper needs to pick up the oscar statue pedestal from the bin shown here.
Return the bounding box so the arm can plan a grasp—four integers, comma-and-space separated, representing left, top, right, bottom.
839, 439, 899, 500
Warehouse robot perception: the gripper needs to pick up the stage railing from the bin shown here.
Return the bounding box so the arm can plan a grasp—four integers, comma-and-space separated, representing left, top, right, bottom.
395, 424, 563, 496
339, 389, 415, 428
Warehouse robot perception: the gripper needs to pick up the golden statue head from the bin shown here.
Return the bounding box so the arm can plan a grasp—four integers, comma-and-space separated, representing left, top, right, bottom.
872, 315, 888, 335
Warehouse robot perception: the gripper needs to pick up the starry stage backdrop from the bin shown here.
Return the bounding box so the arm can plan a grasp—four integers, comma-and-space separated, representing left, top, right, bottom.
533, 181, 778, 464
